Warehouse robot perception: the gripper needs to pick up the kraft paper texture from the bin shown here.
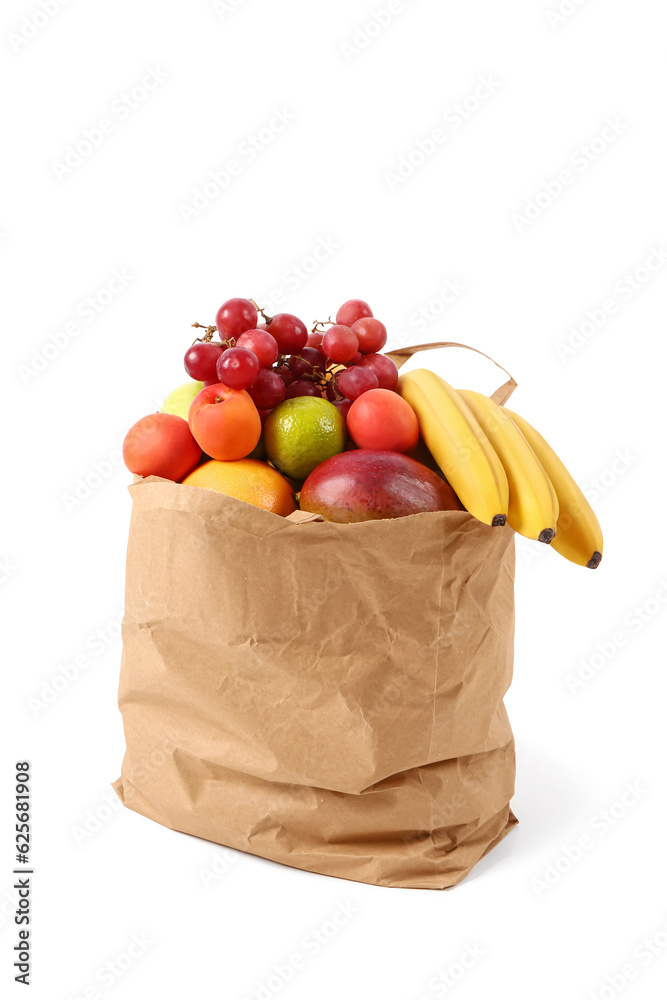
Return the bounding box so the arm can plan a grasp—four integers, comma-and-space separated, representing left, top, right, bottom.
114, 475, 517, 889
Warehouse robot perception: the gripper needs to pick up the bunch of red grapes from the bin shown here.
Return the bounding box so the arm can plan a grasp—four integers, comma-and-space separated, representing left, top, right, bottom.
183, 297, 399, 422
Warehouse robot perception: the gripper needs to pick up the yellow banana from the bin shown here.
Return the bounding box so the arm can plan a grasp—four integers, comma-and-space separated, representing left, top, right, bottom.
505, 408, 603, 568
458, 389, 559, 543
398, 369, 509, 526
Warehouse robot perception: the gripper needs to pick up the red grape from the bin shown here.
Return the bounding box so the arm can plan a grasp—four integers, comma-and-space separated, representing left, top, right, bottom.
325, 380, 339, 402
266, 313, 308, 354
336, 299, 373, 327
333, 398, 352, 420
257, 407, 272, 425
345, 351, 363, 367
338, 365, 379, 400
285, 380, 322, 399
288, 347, 326, 378
215, 346, 260, 390
215, 297, 258, 339
184, 342, 225, 381
351, 317, 387, 353
236, 328, 279, 368
322, 325, 359, 363
247, 369, 286, 409
306, 331, 324, 351
358, 352, 398, 390
274, 363, 295, 386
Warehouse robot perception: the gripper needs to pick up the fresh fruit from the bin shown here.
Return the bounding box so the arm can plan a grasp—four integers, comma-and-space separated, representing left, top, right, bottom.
357, 353, 398, 390
322, 325, 359, 363
160, 381, 204, 421
351, 317, 387, 354
288, 348, 326, 378
338, 366, 379, 400
235, 329, 279, 368
247, 369, 286, 409
189, 384, 261, 461
274, 364, 295, 386
407, 437, 446, 480
215, 297, 258, 339
347, 389, 419, 453
285, 380, 322, 399
300, 450, 463, 523
506, 409, 603, 567
336, 299, 373, 327
333, 399, 352, 419
123, 413, 201, 481
398, 369, 509, 527
264, 396, 347, 481
306, 331, 324, 352
181, 459, 296, 516
215, 346, 260, 390
266, 313, 308, 354
184, 342, 225, 382
458, 389, 559, 542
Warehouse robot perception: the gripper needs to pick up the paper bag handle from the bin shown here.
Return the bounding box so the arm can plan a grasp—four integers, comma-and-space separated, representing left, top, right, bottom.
384, 341, 517, 405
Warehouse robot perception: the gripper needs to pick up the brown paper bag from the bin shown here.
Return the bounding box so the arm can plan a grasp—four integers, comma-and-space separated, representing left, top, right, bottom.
114, 343, 519, 889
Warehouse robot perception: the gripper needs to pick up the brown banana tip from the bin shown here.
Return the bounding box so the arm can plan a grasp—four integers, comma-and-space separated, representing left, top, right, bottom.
587, 551, 602, 569
491, 514, 507, 527
538, 528, 556, 544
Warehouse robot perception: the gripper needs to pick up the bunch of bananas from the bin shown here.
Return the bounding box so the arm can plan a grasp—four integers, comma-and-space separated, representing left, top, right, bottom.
398, 369, 603, 568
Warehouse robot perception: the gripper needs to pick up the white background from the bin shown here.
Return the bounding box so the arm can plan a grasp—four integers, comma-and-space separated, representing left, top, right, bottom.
2, 0, 667, 998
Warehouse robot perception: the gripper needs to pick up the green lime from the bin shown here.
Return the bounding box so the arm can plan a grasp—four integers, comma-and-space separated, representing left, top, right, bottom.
264, 397, 347, 481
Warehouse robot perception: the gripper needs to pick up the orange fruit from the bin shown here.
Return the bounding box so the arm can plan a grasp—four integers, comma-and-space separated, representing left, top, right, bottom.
181, 459, 297, 516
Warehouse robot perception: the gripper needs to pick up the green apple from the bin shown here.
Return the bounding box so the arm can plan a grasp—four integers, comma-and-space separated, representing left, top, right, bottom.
160, 381, 204, 422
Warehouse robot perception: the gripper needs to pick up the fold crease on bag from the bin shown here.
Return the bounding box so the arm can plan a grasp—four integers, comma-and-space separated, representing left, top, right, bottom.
114, 475, 518, 889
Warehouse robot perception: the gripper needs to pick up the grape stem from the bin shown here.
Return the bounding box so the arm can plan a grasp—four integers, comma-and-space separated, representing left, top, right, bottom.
191, 322, 218, 344
311, 317, 334, 334
191, 322, 235, 349
250, 298, 272, 324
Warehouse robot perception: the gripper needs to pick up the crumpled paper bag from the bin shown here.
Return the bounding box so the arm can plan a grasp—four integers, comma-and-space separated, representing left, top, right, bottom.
114, 475, 517, 889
